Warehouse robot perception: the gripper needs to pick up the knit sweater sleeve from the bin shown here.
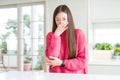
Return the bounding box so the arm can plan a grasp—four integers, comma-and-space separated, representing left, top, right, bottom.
45, 32, 61, 58
64, 29, 88, 71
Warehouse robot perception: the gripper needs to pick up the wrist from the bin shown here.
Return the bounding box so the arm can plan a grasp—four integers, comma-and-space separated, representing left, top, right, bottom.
61, 60, 65, 67
54, 32, 60, 36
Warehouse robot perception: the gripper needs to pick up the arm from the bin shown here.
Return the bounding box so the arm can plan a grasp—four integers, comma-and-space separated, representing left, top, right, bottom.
46, 30, 88, 71
45, 32, 61, 58
64, 30, 87, 71
45, 22, 68, 58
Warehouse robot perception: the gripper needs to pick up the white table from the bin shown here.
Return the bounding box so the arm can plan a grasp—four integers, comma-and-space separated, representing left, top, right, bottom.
0, 71, 120, 80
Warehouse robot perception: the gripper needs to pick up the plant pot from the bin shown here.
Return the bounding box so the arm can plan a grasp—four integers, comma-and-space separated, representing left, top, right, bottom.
112, 56, 120, 60
24, 63, 32, 71
92, 50, 113, 60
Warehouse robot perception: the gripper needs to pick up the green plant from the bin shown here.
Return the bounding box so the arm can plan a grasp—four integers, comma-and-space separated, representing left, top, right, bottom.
24, 55, 32, 63
113, 43, 120, 56
0, 41, 7, 53
33, 45, 44, 70
38, 45, 44, 61
33, 60, 42, 70
102, 43, 113, 50
0, 32, 10, 54
94, 43, 103, 50
114, 47, 120, 55
114, 43, 120, 47
94, 43, 113, 50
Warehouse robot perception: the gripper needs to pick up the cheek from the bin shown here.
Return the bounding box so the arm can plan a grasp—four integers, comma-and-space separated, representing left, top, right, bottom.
56, 21, 60, 26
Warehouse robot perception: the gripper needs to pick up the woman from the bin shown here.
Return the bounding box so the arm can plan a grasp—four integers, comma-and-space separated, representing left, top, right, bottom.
45, 4, 87, 74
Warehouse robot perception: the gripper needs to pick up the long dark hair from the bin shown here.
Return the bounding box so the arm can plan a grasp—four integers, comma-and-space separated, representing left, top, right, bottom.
52, 5, 76, 59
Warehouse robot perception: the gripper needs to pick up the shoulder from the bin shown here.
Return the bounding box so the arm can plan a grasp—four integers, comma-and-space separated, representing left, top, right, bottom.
46, 32, 54, 38
75, 29, 85, 36
46, 32, 60, 39
75, 29, 86, 43
46, 32, 53, 36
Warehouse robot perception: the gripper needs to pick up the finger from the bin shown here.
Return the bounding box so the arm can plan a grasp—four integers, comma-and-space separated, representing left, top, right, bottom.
46, 60, 51, 63
45, 58, 49, 62
46, 63, 51, 66
61, 23, 67, 28
51, 65, 55, 68
49, 56, 57, 60
62, 22, 68, 27
45, 58, 52, 63
59, 23, 67, 28
65, 22, 68, 27
46, 60, 52, 66
63, 26, 68, 31
46, 59, 52, 63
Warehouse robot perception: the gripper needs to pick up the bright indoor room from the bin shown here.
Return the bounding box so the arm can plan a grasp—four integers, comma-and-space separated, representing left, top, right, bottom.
0, 0, 120, 80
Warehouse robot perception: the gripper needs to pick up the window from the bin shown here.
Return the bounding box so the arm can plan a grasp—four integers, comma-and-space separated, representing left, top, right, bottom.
93, 22, 120, 45
20, 4, 45, 71
0, 8, 17, 54
88, 0, 120, 63
89, 21, 120, 62
0, 3, 45, 71
0, 7, 17, 70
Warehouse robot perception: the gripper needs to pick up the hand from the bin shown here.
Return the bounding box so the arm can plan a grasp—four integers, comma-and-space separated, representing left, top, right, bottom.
46, 56, 62, 67
54, 22, 68, 36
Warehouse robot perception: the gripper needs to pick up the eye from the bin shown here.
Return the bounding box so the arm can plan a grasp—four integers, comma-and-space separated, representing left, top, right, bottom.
55, 18, 60, 22
63, 18, 67, 21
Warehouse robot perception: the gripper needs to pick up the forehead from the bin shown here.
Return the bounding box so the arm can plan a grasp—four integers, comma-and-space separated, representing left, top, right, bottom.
55, 12, 67, 18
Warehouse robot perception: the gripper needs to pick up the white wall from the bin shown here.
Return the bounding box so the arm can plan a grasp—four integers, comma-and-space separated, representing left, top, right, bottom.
45, 0, 88, 37
91, 0, 120, 19
88, 0, 120, 74
89, 65, 120, 74
3, 55, 17, 67
0, 0, 44, 6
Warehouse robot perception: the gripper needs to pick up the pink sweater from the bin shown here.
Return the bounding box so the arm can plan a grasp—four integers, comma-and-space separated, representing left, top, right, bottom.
45, 29, 88, 74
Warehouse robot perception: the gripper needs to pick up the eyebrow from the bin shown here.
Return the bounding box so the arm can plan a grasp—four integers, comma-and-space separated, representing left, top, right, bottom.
55, 17, 67, 19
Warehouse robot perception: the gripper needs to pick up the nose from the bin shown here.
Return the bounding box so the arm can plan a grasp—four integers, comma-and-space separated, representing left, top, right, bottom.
59, 20, 64, 24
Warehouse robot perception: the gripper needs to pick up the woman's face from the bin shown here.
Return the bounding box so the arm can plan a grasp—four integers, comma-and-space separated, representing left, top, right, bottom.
55, 12, 68, 27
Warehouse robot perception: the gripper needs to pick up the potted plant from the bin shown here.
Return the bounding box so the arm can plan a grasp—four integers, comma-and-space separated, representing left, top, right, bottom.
24, 55, 32, 71
33, 45, 45, 71
0, 33, 10, 54
113, 43, 120, 60
92, 43, 113, 60
33, 56, 44, 71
